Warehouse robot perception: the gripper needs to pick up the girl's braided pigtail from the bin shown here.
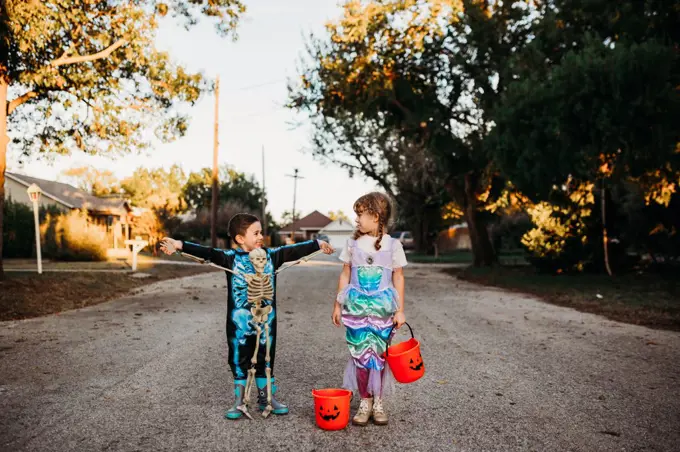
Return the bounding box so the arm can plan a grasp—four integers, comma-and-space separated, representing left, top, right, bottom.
374, 221, 384, 251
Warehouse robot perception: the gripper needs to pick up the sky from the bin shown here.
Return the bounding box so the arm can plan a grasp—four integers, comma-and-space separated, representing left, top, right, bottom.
7, 0, 376, 223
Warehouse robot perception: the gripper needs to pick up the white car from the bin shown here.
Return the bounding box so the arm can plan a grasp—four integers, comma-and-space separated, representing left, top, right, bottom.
390, 231, 414, 250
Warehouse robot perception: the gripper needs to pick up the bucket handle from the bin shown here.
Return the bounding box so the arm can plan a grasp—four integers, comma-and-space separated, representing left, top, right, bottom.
312, 390, 354, 402
385, 322, 415, 358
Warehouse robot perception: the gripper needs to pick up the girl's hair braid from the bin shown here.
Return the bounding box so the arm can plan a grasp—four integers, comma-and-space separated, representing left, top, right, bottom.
375, 222, 385, 251
352, 192, 393, 250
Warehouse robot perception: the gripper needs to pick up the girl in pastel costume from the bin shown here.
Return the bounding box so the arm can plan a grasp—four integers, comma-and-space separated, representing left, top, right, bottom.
331, 192, 407, 426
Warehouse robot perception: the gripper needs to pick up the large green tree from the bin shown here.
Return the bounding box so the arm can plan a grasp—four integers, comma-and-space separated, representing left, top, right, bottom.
121, 165, 187, 213
489, 0, 679, 198
180, 166, 271, 241
489, 39, 680, 201
486, 0, 680, 272
182, 166, 264, 212
0, 0, 245, 277
289, 0, 534, 264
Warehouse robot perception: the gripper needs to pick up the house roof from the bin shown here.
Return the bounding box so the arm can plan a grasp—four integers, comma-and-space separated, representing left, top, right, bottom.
278, 210, 332, 233
6, 172, 130, 216
320, 218, 355, 233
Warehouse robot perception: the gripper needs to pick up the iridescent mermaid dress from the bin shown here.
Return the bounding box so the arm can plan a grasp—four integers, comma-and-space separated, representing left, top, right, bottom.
337, 238, 400, 397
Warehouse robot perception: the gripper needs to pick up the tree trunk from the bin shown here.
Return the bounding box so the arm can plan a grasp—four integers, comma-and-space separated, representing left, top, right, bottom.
463, 172, 496, 267
405, 200, 437, 254
409, 213, 425, 254
0, 78, 8, 280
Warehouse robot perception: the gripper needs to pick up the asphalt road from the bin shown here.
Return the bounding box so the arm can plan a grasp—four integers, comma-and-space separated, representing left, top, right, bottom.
1, 259, 678, 451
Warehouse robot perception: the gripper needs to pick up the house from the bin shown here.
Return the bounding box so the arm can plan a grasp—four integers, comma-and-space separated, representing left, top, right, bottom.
319, 218, 355, 249
436, 223, 471, 251
4, 172, 133, 248
277, 210, 332, 243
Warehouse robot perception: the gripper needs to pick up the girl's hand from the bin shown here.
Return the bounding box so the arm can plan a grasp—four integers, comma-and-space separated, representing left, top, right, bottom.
332, 302, 342, 327
318, 240, 335, 255
393, 310, 406, 329
160, 238, 182, 255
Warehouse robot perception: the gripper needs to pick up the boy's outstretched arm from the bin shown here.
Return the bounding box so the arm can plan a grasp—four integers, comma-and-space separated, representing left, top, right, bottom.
160, 237, 231, 268
269, 239, 333, 269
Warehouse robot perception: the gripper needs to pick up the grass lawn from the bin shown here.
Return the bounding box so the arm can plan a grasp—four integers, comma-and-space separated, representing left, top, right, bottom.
0, 263, 219, 321
408, 250, 526, 265
447, 266, 680, 331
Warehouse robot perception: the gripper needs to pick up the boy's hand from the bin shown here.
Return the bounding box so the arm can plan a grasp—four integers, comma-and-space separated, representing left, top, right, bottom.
318, 240, 335, 255
332, 302, 342, 327
393, 311, 406, 329
160, 237, 182, 255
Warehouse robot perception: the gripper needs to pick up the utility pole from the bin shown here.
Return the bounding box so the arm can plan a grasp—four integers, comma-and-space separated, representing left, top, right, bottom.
286, 168, 304, 222
261, 146, 267, 241
211, 76, 220, 248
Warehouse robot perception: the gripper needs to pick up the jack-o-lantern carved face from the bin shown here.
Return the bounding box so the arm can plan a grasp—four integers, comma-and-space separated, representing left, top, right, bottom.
319, 404, 341, 421
409, 354, 423, 371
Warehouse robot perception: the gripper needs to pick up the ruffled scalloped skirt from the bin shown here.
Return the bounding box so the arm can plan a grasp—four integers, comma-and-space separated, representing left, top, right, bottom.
339, 284, 398, 397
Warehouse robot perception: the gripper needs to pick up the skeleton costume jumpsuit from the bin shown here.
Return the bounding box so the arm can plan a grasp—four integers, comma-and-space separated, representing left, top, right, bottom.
337, 235, 408, 398
181, 240, 320, 381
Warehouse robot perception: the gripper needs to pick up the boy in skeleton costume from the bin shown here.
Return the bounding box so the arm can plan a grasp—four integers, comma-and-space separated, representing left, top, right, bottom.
160, 214, 333, 420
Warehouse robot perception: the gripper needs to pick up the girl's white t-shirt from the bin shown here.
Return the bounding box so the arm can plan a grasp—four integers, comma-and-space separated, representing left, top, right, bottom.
338, 234, 408, 268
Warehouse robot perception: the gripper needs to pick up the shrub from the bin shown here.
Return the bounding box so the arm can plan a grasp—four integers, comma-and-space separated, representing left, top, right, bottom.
521, 183, 595, 273
41, 210, 108, 261
2, 199, 34, 258
2, 199, 63, 258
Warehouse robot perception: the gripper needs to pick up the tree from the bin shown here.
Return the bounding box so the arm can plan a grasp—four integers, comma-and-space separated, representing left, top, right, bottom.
489, 40, 679, 200
280, 210, 295, 226
328, 210, 350, 222
179, 166, 268, 242
121, 165, 187, 214
0, 0, 246, 277
487, 0, 680, 272
292, 97, 449, 252
182, 166, 265, 212
61, 166, 121, 196
120, 165, 188, 255
289, 0, 535, 263
175, 200, 256, 244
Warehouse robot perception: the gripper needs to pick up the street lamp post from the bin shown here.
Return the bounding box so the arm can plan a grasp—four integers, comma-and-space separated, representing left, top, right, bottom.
27, 184, 43, 274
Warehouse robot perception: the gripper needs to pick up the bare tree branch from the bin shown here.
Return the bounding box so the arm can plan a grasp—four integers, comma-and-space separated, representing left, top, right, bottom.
8, 91, 40, 114
51, 39, 128, 67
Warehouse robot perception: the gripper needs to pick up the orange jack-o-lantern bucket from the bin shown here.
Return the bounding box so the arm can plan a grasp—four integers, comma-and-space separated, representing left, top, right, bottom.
384, 322, 425, 384
312, 388, 352, 430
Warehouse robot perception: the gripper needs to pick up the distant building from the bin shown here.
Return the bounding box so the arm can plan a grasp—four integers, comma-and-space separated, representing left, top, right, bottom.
4, 172, 133, 248
319, 218, 354, 249
436, 223, 471, 251
277, 210, 332, 243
